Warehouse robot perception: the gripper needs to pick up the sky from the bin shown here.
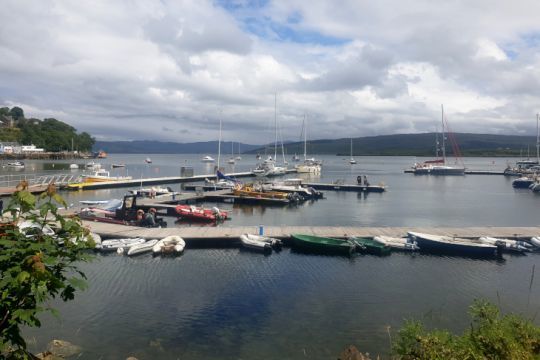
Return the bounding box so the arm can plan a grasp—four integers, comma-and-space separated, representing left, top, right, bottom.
1, 0, 540, 144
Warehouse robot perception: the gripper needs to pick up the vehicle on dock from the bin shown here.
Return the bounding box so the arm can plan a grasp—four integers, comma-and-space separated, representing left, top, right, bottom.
408, 231, 498, 257
349, 236, 391, 255
175, 204, 228, 222
290, 234, 355, 255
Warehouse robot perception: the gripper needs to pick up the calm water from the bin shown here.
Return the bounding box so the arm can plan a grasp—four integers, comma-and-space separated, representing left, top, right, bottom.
11, 154, 540, 358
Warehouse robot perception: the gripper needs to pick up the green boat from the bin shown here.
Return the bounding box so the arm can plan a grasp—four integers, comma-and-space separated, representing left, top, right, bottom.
349, 237, 391, 256
290, 234, 355, 255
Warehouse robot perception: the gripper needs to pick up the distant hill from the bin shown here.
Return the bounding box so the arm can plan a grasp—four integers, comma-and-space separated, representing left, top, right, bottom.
247, 133, 539, 157
94, 133, 539, 156
93, 140, 260, 154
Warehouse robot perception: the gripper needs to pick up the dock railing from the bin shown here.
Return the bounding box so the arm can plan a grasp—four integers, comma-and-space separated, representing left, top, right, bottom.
0, 172, 80, 188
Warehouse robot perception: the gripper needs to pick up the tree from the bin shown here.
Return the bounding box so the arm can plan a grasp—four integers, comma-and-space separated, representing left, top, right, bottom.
0, 182, 95, 359
8, 107, 24, 121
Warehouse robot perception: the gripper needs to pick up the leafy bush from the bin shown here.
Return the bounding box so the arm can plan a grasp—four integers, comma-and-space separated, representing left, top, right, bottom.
0, 182, 94, 359
393, 300, 540, 359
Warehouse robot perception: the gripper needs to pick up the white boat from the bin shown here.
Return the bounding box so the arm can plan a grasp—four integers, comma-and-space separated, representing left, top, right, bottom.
295, 115, 322, 174
240, 234, 273, 252
530, 237, 540, 248
408, 231, 497, 257
97, 238, 146, 252
79, 199, 111, 205
373, 235, 419, 251
129, 187, 177, 198
349, 138, 357, 164
81, 169, 132, 182
201, 155, 215, 163
5, 161, 25, 169
478, 236, 531, 253
145, 157, 152, 164
261, 178, 323, 199
18, 220, 56, 237
152, 235, 185, 255
85, 161, 101, 170
127, 239, 159, 256
69, 163, 79, 169
241, 233, 282, 249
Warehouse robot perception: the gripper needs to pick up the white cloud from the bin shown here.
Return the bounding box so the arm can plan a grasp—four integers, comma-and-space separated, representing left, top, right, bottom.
1, 0, 540, 142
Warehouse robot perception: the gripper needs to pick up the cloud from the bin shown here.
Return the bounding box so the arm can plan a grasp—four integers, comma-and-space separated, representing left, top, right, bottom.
1, 0, 540, 143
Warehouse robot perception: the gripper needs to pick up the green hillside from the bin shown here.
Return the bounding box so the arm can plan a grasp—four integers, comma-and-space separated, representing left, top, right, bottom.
249, 133, 537, 156
0, 106, 95, 152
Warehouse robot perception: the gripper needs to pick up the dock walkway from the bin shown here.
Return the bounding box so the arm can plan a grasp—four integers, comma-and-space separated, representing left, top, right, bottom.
82, 222, 540, 243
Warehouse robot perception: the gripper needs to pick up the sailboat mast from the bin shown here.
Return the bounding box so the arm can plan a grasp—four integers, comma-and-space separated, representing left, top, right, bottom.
274, 94, 278, 160
303, 114, 307, 160
350, 138, 353, 158
536, 114, 540, 164
217, 116, 222, 168
441, 104, 446, 163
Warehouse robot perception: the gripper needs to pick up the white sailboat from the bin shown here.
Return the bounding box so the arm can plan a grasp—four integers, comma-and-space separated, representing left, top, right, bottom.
429, 105, 465, 175
349, 138, 357, 164
228, 142, 236, 164
295, 115, 321, 173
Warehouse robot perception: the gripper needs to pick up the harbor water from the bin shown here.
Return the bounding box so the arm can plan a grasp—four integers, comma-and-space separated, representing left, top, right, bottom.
9, 154, 540, 358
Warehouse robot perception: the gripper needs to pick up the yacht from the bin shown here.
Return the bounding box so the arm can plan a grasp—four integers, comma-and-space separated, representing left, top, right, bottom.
295, 115, 322, 174
201, 155, 215, 163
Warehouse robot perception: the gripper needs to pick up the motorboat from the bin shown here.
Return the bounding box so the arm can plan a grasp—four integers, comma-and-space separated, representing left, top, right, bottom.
512, 176, 535, 188
290, 234, 355, 255
233, 184, 291, 200
85, 161, 101, 170
96, 238, 146, 252
69, 163, 79, 169
129, 187, 177, 198
111, 163, 126, 168
530, 237, 540, 248
240, 234, 282, 250
260, 178, 323, 199
5, 161, 25, 169
478, 236, 531, 253
152, 235, 185, 255
408, 231, 498, 257
373, 235, 419, 251
240, 234, 273, 253
175, 204, 228, 222
81, 169, 132, 182
201, 155, 215, 163
145, 157, 152, 164
127, 239, 159, 256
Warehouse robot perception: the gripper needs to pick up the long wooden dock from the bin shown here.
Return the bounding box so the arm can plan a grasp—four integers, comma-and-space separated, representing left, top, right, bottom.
82, 222, 540, 244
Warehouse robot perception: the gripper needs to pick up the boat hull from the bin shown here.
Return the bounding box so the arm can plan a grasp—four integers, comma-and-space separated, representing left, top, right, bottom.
291, 234, 354, 255
408, 232, 498, 257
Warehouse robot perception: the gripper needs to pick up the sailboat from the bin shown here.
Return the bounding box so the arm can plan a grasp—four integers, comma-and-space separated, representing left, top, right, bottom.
412, 105, 464, 175
295, 115, 322, 173
228, 142, 236, 164
349, 138, 357, 164
235, 143, 242, 160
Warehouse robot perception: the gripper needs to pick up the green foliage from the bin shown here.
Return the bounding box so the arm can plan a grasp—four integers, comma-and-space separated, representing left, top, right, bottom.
393, 300, 540, 359
0, 107, 95, 152
0, 183, 94, 359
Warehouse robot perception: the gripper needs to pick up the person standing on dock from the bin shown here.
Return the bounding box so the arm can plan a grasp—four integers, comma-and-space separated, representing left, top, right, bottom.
363, 175, 369, 186
357, 175, 363, 185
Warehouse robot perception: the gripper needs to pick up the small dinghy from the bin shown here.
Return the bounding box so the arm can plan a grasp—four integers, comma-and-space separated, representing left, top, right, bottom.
478, 236, 531, 253
127, 239, 159, 256
97, 238, 145, 252
175, 204, 228, 222
240, 234, 273, 253
373, 235, 419, 251
530, 237, 540, 248
152, 235, 185, 255
408, 232, 498, 257
241, 234, 283, 250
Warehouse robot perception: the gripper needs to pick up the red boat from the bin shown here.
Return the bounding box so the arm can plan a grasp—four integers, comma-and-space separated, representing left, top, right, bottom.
175, 205, 228, 222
